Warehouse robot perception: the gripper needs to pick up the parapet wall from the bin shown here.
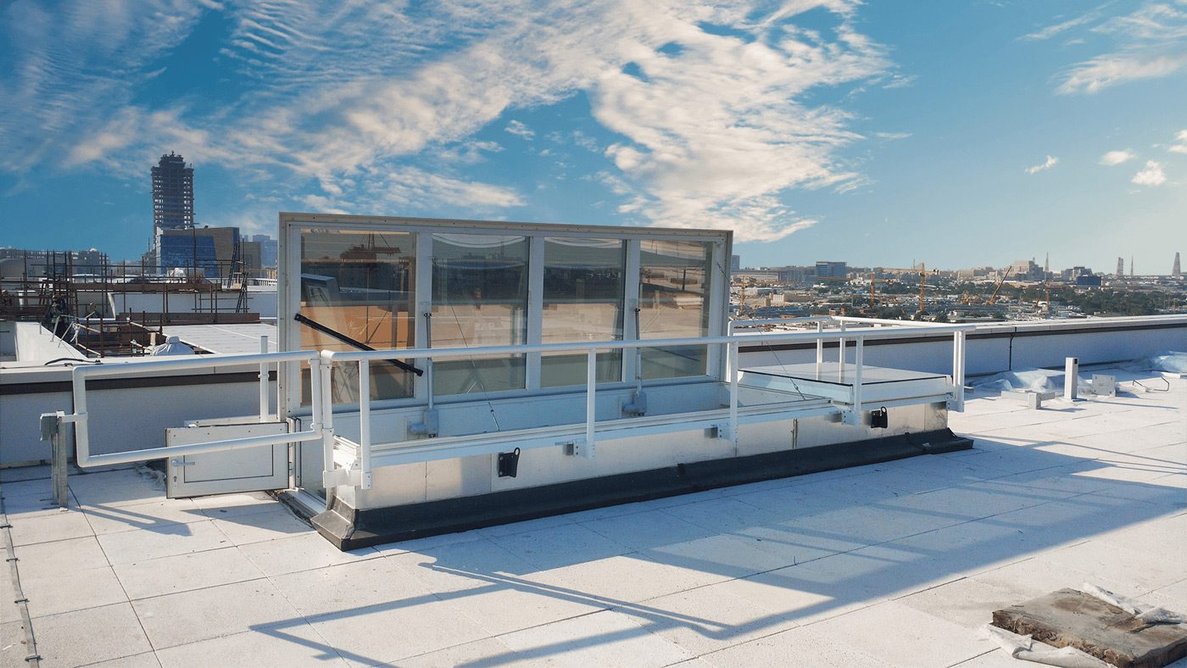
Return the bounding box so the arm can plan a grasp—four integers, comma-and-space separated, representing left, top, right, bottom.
3, 315, 1184, 468
738, 315, 1187, 377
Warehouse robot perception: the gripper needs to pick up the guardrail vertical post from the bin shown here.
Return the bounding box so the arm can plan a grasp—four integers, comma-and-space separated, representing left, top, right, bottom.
72, 366, 90, 467
951, 330, 966, 411
815, 321, 824, 379
308, 350, 323, 442
851, 337, 864, 425
52, 416, 68, 507
729, 339, 739, 451
40, 412, 69, 507
319, 355, 336, 491
958, 330, 966, 407
358, 359, 372, 489
586, 349, 597, 452
259, 335, 269, 422
838, 321, 847, 381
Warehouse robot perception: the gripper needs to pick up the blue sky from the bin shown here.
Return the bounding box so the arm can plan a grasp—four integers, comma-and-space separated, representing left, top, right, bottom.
2, 0, 1185, 273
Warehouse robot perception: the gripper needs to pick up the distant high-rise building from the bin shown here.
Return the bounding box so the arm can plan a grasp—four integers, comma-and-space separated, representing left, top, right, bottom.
1130, 256, 1134, 277
1173, 252, 1181, 279
1116, 257, 1124, 277
815, 260, 848, 281
1009, 259, 1044, 281
251, 234, 279, 268
158, 226, 240, 279
730, 254, 741, 273
152, 152, 194, 233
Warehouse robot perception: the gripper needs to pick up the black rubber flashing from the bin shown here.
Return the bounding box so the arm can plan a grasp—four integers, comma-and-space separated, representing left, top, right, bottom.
312, 427, 972, 551
0, 370, 277, 397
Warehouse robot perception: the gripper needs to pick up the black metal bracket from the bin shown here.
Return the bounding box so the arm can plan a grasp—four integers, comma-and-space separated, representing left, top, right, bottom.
294, 312, 423, 376
497, 448, 521, 478
870, 406, 889, 429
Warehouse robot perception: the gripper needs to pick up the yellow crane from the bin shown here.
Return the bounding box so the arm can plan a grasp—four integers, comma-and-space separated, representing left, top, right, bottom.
987, 266, 1014, 305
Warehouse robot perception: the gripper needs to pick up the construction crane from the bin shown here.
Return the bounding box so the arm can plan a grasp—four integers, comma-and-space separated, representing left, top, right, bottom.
987, 266, 1014, 305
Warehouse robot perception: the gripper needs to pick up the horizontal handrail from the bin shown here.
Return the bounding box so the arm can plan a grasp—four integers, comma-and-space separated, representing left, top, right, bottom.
832, 316, 978, 329
69, 349, 321, 469
77, 431, 323, 468
72, 350, 316, 379
321, 324, 975, 364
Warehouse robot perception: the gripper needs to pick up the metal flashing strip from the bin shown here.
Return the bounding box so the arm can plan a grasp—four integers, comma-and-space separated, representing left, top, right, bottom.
342, 398, 840, 469
0, 370, 277, 396
312, 428, 973, 550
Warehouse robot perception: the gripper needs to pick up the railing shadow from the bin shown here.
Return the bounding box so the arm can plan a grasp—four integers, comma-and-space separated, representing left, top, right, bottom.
247, 430, 1185, 665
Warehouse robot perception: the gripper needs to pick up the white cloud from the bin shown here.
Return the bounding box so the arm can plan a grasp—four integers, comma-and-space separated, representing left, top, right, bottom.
1021, 11, 1101, 42
1131, 160, 1167, 186
1099, 149, 1136, 166
1170, 129, 1187, 154
1025, 155, 1059, 174
1047, 2, 1187, 95
0, 0, 891, 242
505, 120, 535, 140
0, 0, 207, 172
1058, 54, 1187, 94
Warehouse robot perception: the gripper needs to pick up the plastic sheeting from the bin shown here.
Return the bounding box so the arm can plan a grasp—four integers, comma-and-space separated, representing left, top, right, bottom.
982, 625, 1113, 668
971, 369, 1093, 396
150, 335, 196, 356
973, 369, 1066, 393
1124, 350, 1187, 374
1081, 583, 1186, 626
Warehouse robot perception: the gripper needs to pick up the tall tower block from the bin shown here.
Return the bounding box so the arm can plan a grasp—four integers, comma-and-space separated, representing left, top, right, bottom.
1174, 252, 1182, 279
152, 152, 194, 233
1116, 257, 1124, 277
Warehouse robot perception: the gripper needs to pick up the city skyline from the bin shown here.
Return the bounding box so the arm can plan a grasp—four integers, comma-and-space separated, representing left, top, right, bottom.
2, 1, 1186, 270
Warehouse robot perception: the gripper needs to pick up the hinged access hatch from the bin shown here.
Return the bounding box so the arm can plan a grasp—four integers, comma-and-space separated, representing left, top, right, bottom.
166, 420, 290, 498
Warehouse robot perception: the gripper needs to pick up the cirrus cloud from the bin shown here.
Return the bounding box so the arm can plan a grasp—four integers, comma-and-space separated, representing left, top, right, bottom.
1038, 2, 1187, 95
0, 0, 893, 243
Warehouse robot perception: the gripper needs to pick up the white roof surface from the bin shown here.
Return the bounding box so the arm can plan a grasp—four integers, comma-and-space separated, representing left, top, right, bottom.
2, 367, 1185, 666
162, 323, 278, 355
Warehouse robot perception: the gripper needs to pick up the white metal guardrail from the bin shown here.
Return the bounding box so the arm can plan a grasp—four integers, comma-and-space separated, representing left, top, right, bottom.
320, 318, 972, 492
42, 318, 970, 507
39, 349, 321, 506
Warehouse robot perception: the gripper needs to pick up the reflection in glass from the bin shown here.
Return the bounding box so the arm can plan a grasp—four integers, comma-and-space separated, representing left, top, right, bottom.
638, 239, 712, 379
541, 238, 625, 387
431, 234, 528, 395
298, 229, 417, 404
